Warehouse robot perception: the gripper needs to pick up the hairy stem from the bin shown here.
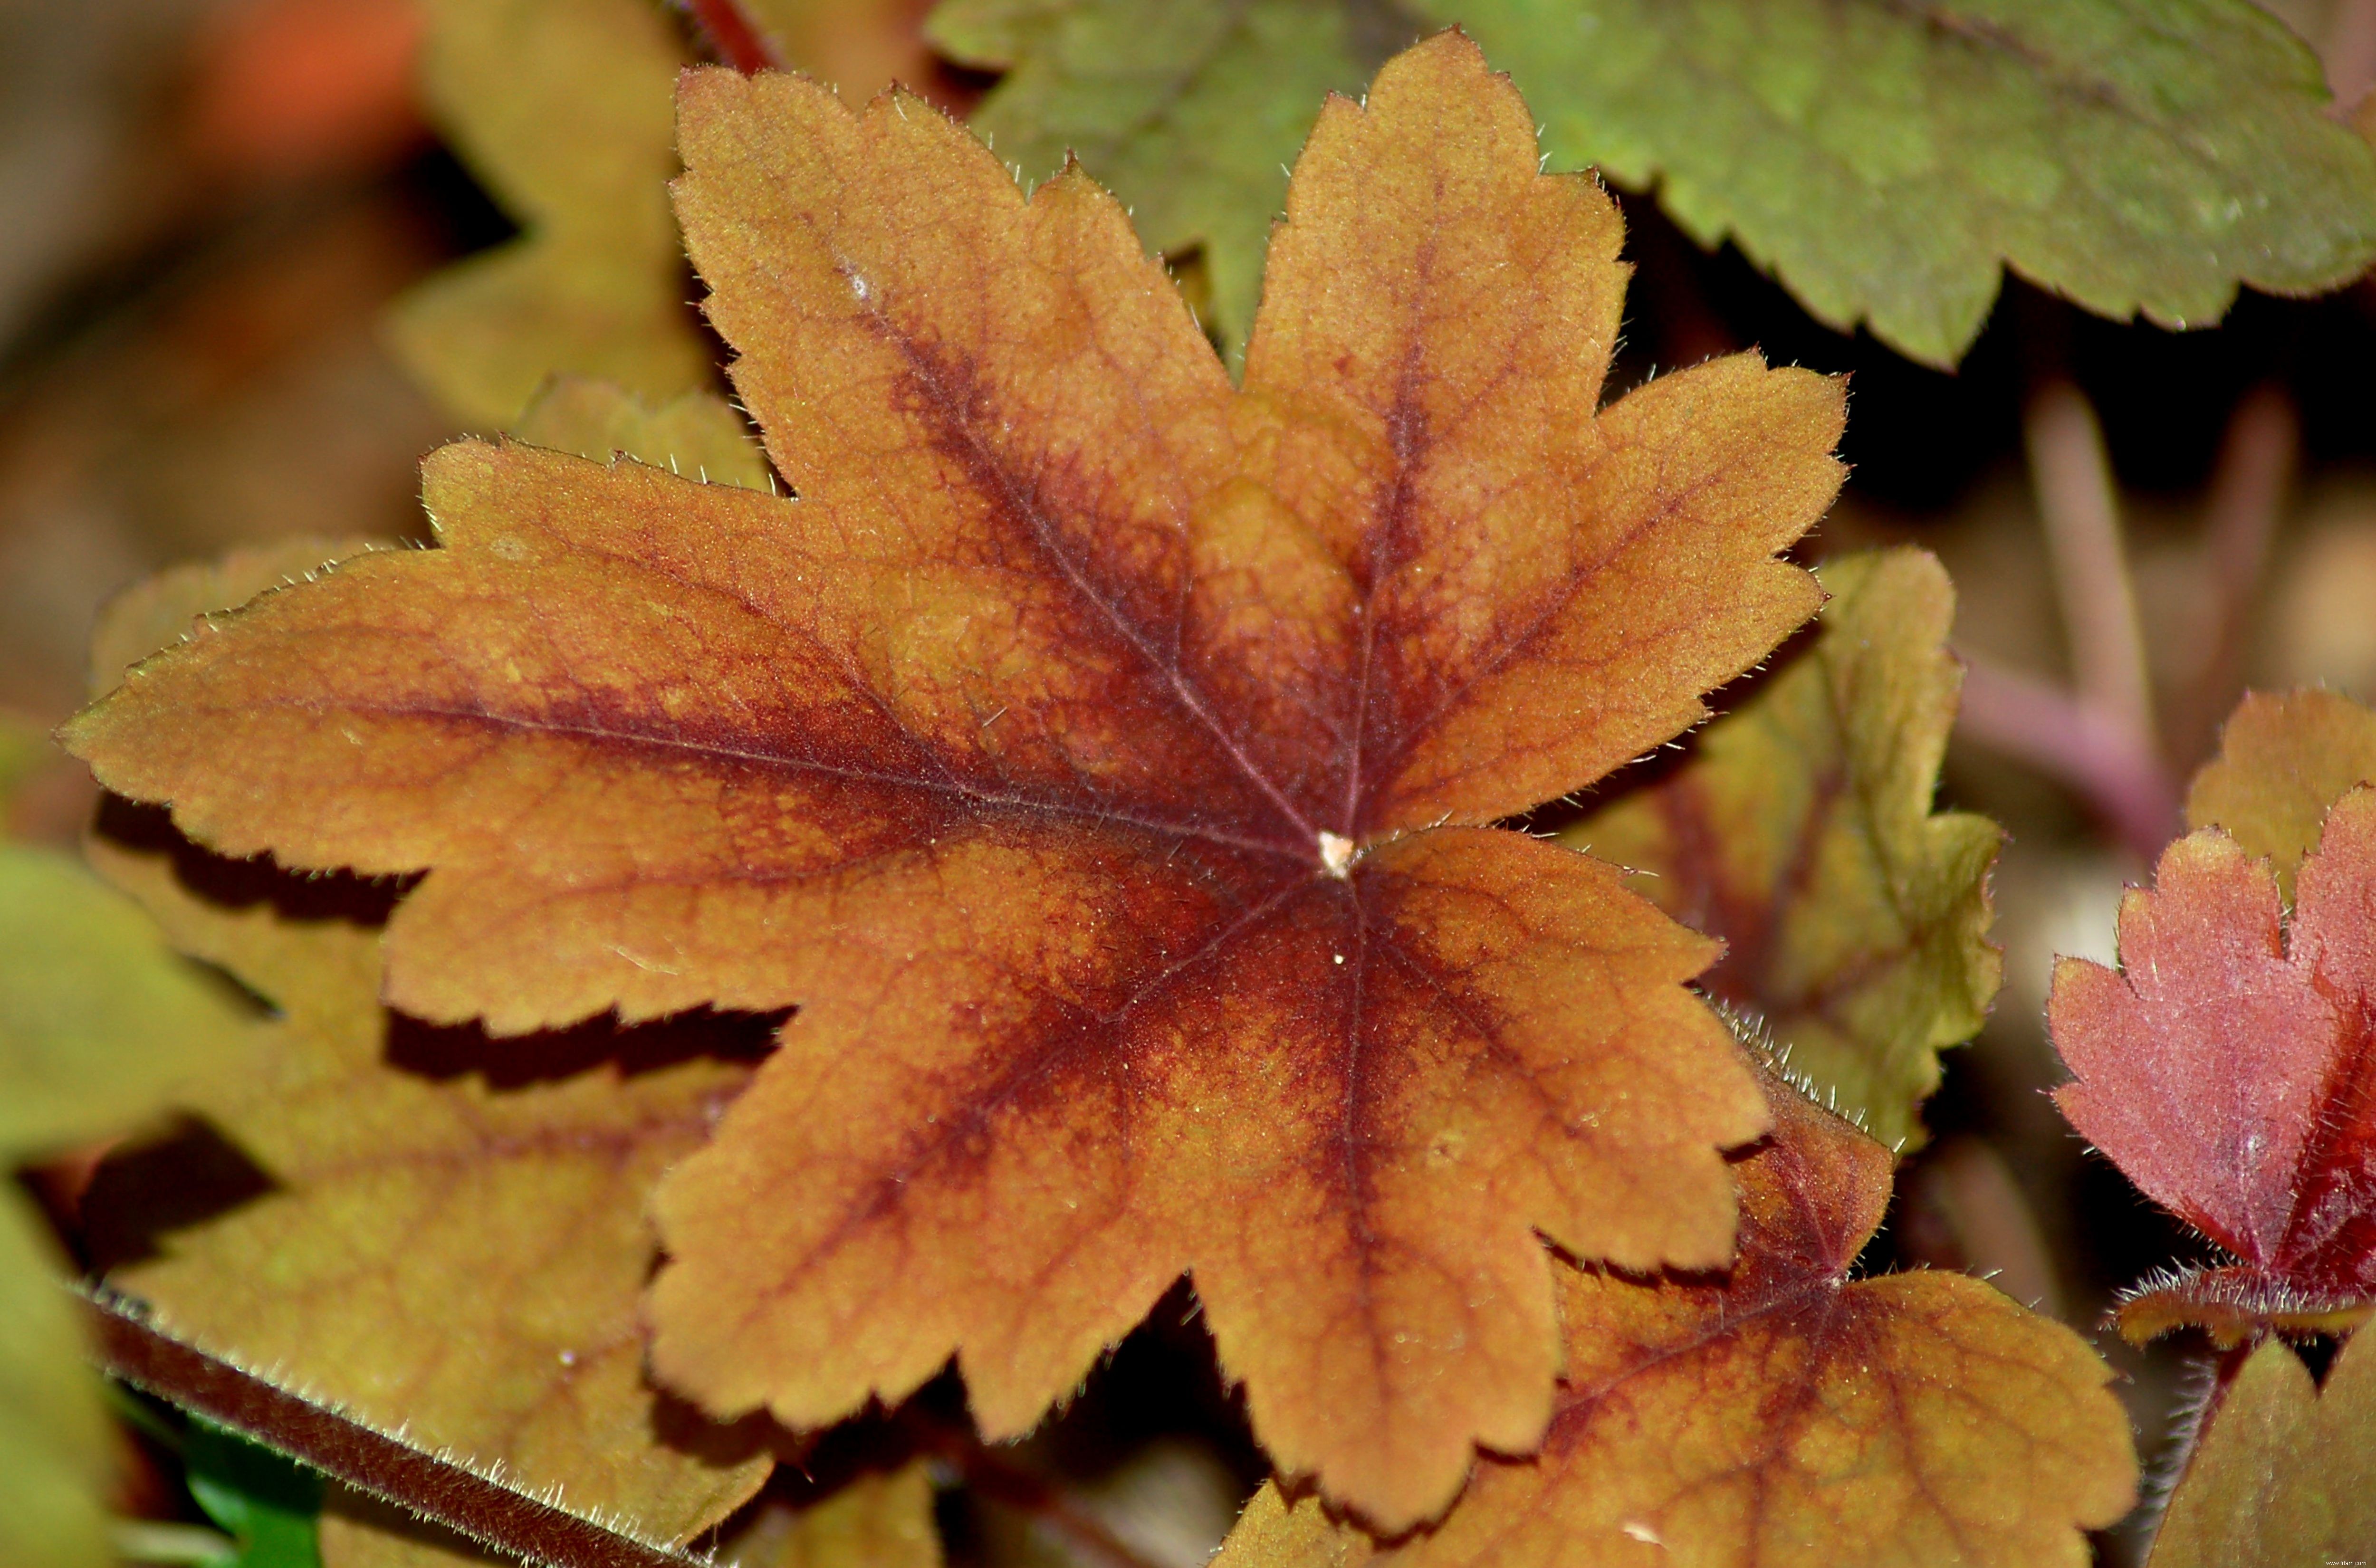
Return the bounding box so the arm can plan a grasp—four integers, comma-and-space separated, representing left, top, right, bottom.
676, 0, 783, 74
84, 1291, 703, 1568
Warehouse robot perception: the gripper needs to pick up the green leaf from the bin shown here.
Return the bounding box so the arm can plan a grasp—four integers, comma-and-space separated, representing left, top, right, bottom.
1564, 549, 2002, 1149
932, 0, 2376, 366
0, 1192, 114, 1568
0, 845, 260, 1161
186, 1421, 322, 1568
2149, 1333, 2376, 1567
1442, 0, 2376, 366
927, 0, 1395, 354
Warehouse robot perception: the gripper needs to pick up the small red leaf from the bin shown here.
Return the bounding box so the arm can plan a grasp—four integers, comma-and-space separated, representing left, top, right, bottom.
2052, 786, 2376, 1338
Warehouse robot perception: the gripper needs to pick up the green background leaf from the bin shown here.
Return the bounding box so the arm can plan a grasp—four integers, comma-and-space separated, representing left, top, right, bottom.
186, 1420, 323, 1568
933, 0, 2376, 365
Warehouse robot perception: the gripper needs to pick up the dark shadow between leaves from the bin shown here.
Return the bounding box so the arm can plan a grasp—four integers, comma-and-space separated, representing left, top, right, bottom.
80, 1116, 279, 1275
387, 1005, 783, 1090
92, 793, 409, 926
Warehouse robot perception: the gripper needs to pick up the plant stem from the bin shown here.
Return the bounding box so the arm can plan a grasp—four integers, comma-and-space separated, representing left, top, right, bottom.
2171, 384, 2296, 766
1955, 654, 2180, 865
678, 0, 784, 75
84, 1291, 703, 1568
2026, 381, 2156, 754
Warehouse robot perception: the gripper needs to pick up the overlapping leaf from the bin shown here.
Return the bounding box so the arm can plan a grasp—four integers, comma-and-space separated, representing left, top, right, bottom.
1215, 1075, 2136, 1568
310, 1462, 941, 1568
387, 0, 709, 428
0, 717, 264, 1568
928, 0, 1392, 356
1570, 548, 2001, 1149
2051, 787, 2376, 1345
69, 35, 1847, 1527
0, 1191, 116, 1568
510, 377, 771, 490
2148, 1334, 2376, 1568
83, 836, 776, 1557
933, 1, 2376, 364
2186, 687, 2376, 897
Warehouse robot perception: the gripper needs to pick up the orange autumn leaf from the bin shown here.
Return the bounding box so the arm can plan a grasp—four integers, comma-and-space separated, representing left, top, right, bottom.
2052, 788, 2376, 1346
65, 32, 1843, 1529
1214, 1076, 2136, 1568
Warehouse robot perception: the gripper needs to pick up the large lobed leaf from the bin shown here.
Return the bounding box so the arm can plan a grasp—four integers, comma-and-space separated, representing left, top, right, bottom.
1571, 548, 2001, 1150
2051, 784, 2376, 1344
935, 0, 2376, 365
69, 36, 1847, 1528
386, 0, 710, 428
1215, 1076, 2135, 1568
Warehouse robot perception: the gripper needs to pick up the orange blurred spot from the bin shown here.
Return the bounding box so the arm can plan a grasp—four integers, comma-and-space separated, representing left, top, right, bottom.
184, 0, 427, 181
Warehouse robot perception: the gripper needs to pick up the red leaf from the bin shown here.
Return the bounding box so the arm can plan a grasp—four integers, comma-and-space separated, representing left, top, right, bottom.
2052, 786, 2376, 1340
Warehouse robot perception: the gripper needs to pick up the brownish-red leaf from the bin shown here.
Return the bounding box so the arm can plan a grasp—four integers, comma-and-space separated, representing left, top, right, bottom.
1215, 1075, 2136, 1568
66, 33, 1844, 1528
2052, 787, 2376, 1344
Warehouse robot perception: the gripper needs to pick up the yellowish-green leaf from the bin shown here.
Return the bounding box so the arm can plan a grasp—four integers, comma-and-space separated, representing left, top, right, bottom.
0, 1192, 113, 1568
0, 844, 260, 1159
312, 1460, 942, 1568
0, 711, 50, 811
2149, 1333, 2376, 1567
719, 1463, 943, 1568
2187, 687, 2376, 899
512, 378, 772, 490
387, 0, 707, 428
86, 838, 775, 1550
1566, 549, 2001, 1148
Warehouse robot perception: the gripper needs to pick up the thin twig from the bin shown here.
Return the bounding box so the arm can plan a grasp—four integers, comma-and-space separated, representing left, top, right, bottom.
1955, 655, 2180, 864
897, 1409, 1167, 1568
2025, 381, 2157, 752
677, 0, 784, 74
84, 1291, 702, 1568
2171, 383, 2296, 766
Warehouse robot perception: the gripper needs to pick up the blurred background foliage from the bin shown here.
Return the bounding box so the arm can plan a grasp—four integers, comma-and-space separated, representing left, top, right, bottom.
8, 1, 2376, 1564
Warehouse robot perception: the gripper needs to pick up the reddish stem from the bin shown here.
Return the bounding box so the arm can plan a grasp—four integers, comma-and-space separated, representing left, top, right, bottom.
678, 0, 783, 74
2170, 384, 2296, 766
85, 1292, 702, 1568
1955, 655, 2182, 865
